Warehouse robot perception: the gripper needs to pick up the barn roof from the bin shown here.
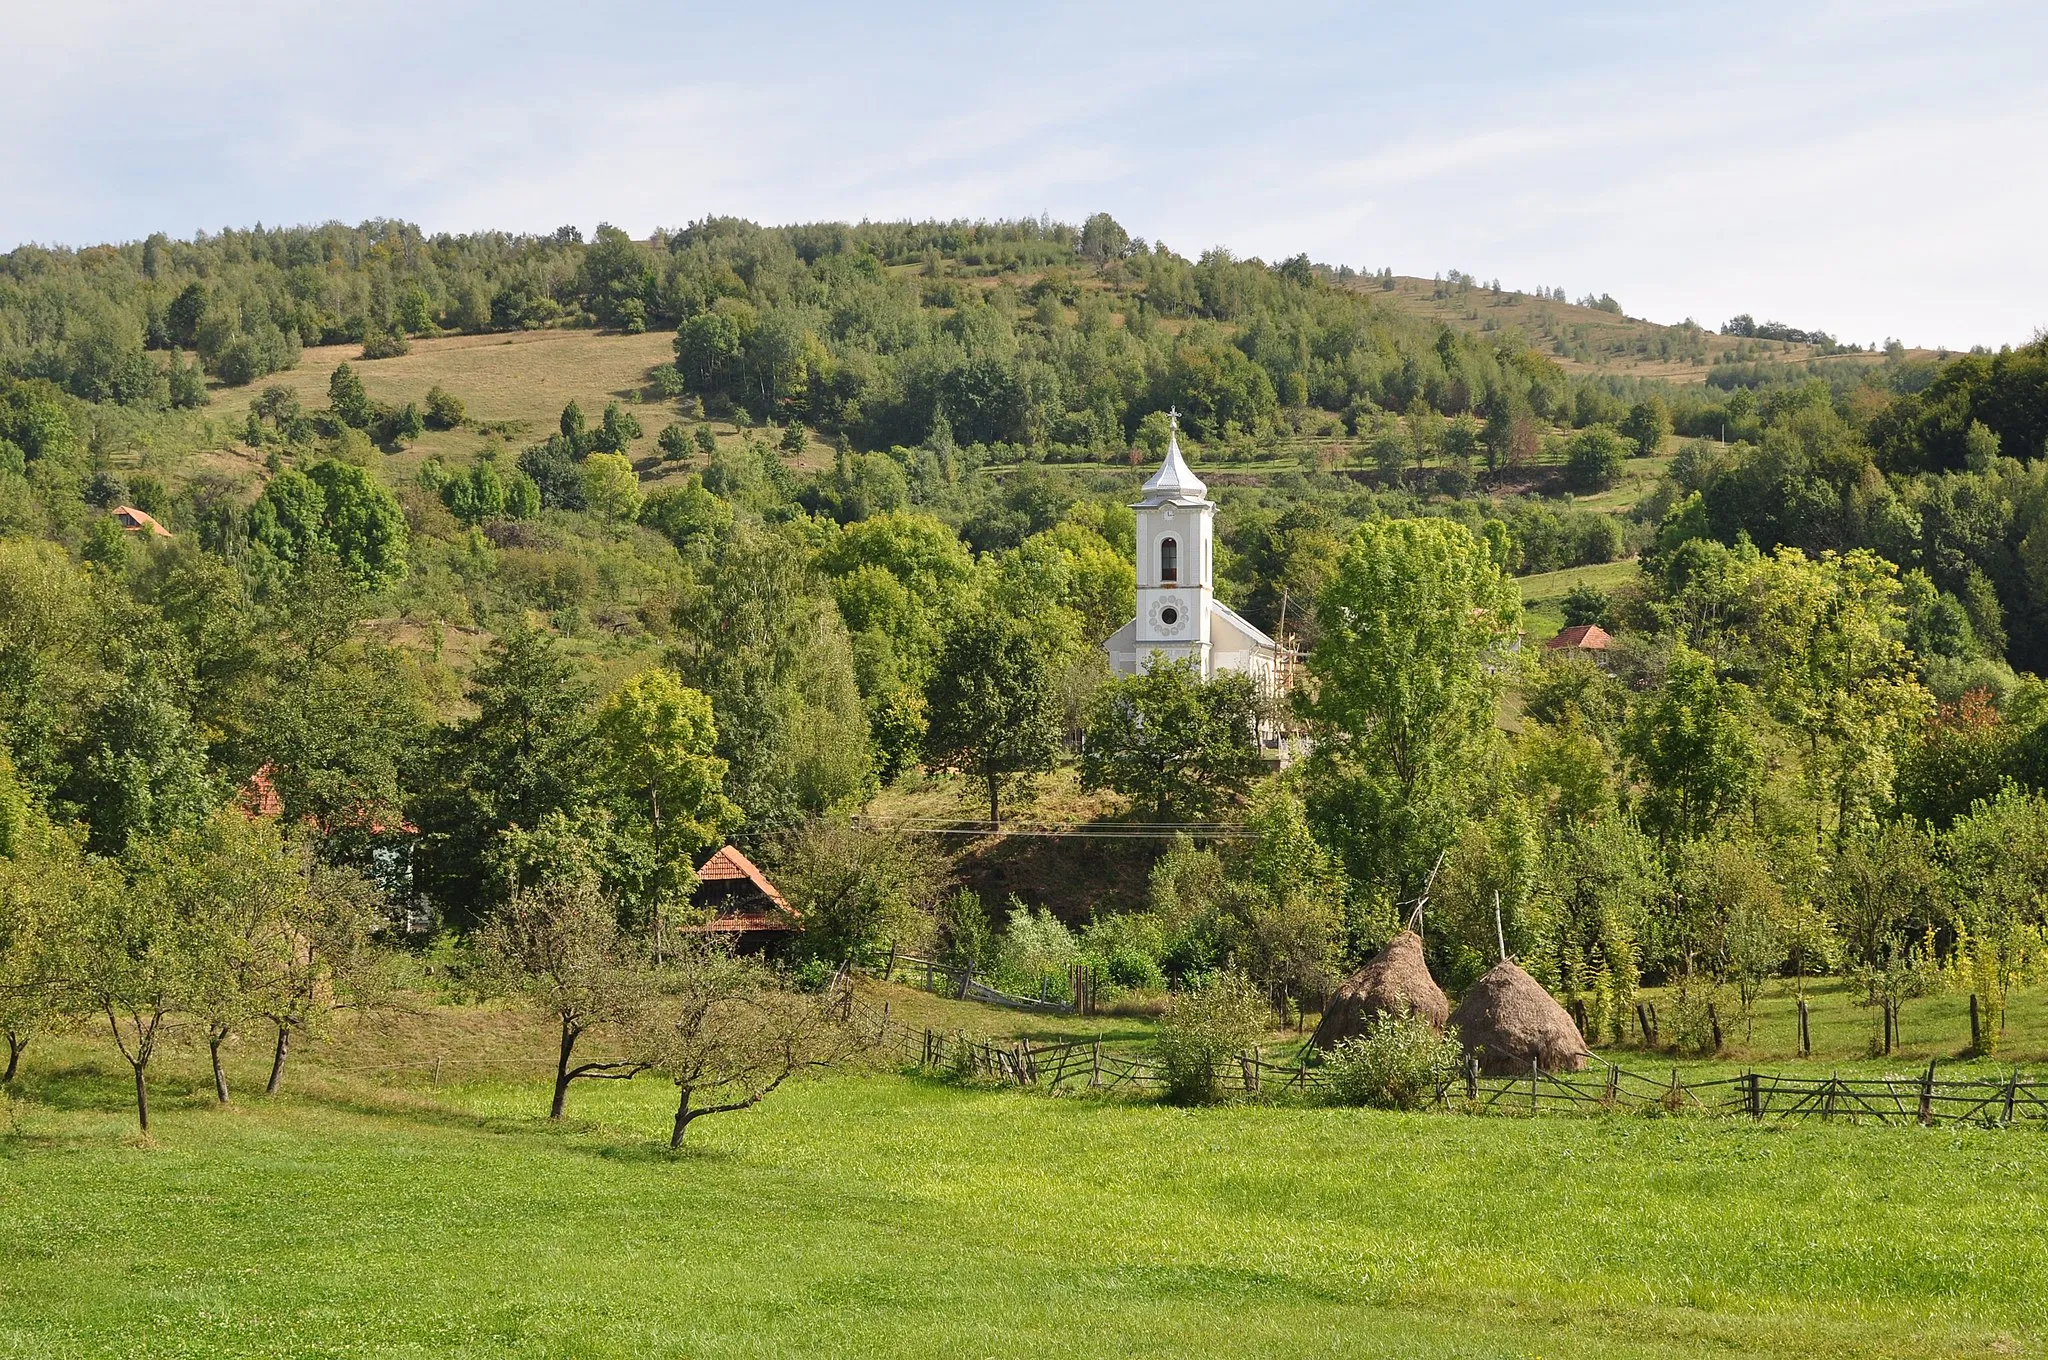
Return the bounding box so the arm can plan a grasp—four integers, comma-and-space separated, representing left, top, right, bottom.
694, 844, 797, 924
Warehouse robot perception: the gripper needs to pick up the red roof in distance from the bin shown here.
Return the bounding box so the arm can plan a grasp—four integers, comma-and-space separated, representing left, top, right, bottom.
1544, 624, 1612, 651
111, 506, 171, 537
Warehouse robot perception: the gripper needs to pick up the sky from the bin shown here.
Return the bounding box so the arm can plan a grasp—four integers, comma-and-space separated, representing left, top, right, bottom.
3, 0, 2041, 350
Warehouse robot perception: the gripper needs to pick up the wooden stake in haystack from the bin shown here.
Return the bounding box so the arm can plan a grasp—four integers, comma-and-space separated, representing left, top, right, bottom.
1449, 890, 1591, 1076
1310, 854, 1451, 1050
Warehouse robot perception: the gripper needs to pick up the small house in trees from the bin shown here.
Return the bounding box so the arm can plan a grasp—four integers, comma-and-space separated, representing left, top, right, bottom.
110, 505, 171, 537
1543, 623, 1611, 653
687, 845, 800, 951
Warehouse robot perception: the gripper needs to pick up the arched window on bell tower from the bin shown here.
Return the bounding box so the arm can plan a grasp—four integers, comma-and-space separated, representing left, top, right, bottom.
1160, 536, 1179, 583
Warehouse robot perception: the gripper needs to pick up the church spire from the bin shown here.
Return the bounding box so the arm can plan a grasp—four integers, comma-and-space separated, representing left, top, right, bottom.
1138, 407, 1207, 503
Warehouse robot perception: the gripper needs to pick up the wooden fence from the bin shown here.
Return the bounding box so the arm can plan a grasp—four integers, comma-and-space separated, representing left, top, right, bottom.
838, 993, 2048, 1129
876, 951, 1098, 1016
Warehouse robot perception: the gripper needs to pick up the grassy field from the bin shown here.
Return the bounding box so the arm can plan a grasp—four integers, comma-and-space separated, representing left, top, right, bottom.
5, 1007, 2047, 1360
191, 328, 833, 487
1518, 557, 1641, 640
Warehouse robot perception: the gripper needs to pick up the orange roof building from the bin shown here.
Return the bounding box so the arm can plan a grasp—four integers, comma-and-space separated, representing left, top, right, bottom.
685, 845, 800, 943
111, 506, 171, 537
1544, 623, 1612, 652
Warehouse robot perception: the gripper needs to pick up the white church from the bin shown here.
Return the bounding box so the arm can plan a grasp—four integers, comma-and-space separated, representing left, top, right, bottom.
1104, 416, 1289, 700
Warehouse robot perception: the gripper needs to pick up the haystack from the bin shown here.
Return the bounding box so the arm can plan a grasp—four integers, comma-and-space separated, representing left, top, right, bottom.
1447, 958, 1589, 1076
1310, 930, 1450, 1050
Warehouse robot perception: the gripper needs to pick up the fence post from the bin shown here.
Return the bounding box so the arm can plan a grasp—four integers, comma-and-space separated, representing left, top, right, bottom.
1970, 994, 1981, 1054
1466, 1055, 1479, 1102
1745, 1071, 1760, 1118
1019, 1040, 1034, 1085
884, 942, 897, 982
1797, 998, 1811, 1057
1635, 1002, 1651, 1046
1241, 1050, 1259, 1095
1604, 1063, 1619, 1106
1823, 1074, 1837, 1121
1647, 1002, 1660, 1048
1091, 1040, 1102, 1089
1918, 1059, 1935, 1125
1530, 1058, 1539, 1115
2003, 1069, 2019, 1125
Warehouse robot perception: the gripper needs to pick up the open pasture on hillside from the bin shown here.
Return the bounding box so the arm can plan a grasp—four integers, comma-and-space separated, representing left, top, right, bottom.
197, 328, 832, 482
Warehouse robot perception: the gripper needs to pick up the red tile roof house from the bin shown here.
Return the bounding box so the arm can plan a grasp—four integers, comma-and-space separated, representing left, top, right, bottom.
683, 845, 802, 952
1544, 623, 1612, 652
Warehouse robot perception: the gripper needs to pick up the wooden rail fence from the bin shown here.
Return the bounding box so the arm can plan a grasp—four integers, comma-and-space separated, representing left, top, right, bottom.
839, 993, 2048, 1129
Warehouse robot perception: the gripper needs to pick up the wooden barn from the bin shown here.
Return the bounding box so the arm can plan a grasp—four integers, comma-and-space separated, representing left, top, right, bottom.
686, 845, 801, 952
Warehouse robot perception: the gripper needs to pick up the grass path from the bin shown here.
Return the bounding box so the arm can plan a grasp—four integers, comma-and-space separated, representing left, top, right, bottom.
4, 1047, 2047, 1358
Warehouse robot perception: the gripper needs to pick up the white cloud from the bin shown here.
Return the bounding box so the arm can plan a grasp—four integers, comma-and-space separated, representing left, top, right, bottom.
2, 0, 2042, 347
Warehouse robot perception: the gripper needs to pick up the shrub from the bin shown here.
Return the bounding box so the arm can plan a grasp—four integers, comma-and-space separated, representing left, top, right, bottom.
361, 328, 411, 360
424, 386, 466, 429
1321, 1014, 1463, 1110
1080, 911, 1169, 991
993, 900, 1076, 999
933, 888, 993, 974
1560, 583, 1611, 629
1563, 426, 1629, 491
1154, 971, 1267, 1104
657, 423, 692, 460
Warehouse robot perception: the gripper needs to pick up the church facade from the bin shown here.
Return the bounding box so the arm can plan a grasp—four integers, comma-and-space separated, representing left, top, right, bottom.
1104, 420, 1287, 697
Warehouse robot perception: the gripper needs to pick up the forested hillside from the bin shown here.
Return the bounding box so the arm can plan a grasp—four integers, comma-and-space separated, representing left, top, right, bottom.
3, 212, 2048, 1036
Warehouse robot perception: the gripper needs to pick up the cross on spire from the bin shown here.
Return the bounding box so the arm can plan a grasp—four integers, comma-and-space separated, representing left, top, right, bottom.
1167, 406, 1179, 432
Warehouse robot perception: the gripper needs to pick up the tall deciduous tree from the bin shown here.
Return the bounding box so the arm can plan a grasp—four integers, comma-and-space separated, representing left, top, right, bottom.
1623, 645, 1757, 843
1297, 518, 1519, 904
670, 524, 874, 837
1080, 657, 1263, 819
589, 668, 740, 933
924, 612, 1063, 826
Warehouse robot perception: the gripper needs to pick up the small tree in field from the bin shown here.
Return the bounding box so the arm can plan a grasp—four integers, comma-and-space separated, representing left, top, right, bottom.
0, 819, 84, 1083
771, 817, 947, 966
162, 810, 304, 1104
80, 851, 183, 1135
254, 850, 387, 1096
477, 877, 651, 1120
635, 942, 849, 1150
1564, 426, 1629, 491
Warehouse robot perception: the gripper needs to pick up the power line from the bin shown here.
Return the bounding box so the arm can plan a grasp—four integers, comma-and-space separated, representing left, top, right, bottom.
857, 817, 1256, 840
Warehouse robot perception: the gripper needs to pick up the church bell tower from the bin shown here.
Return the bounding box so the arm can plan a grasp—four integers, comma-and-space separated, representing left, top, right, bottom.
1131, 411, 1215, 676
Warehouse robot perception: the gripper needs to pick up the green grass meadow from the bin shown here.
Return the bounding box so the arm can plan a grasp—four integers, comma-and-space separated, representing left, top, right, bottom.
5, 1012, 2048, 1359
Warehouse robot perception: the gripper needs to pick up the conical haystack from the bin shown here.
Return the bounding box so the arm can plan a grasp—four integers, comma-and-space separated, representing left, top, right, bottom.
1310, 930, 1450, 1050
1448, 958, 1589, 1076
